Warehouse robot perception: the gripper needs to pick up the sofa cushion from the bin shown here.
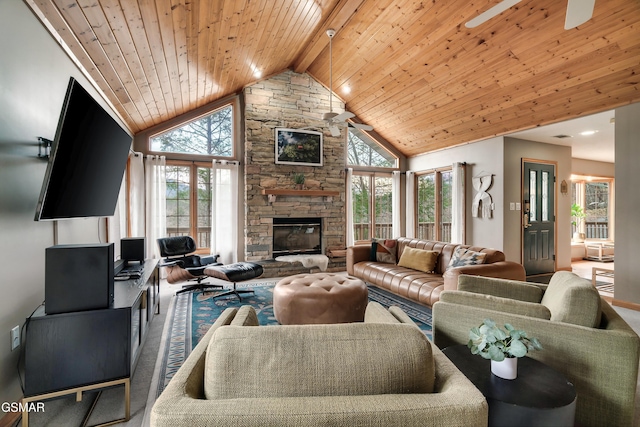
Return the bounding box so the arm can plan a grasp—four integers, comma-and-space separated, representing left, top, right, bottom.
370, 239, 397, 264
540, 271, 602, 327
447, 247, 487, 269
204, 323, 435, 399
398, 247, 439, 273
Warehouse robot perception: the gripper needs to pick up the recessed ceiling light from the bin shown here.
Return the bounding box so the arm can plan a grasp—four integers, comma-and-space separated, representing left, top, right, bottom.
342, 85, 351, 94
580, 130, 598, 136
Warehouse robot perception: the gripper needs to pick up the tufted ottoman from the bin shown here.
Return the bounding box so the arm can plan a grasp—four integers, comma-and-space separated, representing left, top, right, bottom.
273, 273, 368, 325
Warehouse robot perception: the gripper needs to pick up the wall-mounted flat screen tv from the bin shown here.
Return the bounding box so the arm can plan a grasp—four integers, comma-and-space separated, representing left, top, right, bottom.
34, 77, 132, 221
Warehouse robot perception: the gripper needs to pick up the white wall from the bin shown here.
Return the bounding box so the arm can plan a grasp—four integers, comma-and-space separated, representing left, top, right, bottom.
0, 1, 116, 405
408, 137, 506, 255
572, 158, 615, 178
614, 102, 640, 304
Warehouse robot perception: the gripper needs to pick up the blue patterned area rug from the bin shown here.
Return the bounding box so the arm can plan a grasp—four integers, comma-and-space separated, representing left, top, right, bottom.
155, 279, 432, 397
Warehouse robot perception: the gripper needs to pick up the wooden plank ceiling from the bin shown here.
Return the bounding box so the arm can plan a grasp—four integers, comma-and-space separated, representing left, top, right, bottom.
26, 0, 640, 157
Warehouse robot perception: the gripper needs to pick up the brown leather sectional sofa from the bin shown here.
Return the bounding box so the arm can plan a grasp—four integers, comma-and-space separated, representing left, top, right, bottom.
347, 237, 526, 307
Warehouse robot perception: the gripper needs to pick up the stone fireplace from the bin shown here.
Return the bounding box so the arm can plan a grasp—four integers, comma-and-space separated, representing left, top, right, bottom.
243, 70, 347, 262
272, 217, 322, 257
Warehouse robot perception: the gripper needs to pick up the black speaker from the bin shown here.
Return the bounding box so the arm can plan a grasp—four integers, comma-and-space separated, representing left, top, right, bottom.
45, 243, 114, 315
121, 237, 145, 262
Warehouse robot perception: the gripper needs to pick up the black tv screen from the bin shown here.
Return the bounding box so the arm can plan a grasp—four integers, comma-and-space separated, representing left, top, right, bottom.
35, 77, 132, 221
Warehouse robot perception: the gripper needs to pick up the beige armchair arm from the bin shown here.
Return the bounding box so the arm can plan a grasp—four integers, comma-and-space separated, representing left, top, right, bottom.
453, 274, 545, 302
439, 290, 551, 320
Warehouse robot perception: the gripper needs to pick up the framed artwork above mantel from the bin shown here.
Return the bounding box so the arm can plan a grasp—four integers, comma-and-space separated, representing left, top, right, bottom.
275, 128, 323, 166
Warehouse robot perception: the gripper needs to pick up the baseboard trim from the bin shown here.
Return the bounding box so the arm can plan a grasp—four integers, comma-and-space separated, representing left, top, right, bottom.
612, 299, 640, 311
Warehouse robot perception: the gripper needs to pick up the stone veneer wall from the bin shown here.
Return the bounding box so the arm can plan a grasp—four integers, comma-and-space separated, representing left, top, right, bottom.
244, 70, 346, 261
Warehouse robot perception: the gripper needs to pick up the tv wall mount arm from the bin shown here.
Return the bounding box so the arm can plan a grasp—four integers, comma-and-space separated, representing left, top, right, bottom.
37, 137, 52, 159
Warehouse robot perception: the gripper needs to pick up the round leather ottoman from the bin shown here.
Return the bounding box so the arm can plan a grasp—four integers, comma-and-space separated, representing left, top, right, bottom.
273, 273, 368, 325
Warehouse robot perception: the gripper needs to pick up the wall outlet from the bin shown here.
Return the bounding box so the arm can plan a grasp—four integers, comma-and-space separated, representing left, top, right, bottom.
10, 325, 20, 351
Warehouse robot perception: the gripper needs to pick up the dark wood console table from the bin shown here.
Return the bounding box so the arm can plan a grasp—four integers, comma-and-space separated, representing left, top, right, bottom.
22, 259, 160, 426
443, 345, 576, 427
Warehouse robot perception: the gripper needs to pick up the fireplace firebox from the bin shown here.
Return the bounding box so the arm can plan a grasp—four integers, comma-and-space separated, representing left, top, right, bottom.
272, 217, 322, 257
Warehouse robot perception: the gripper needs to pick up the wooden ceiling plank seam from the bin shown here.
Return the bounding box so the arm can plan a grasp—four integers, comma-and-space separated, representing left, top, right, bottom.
136, 0, 177, 121
168, 0, 190, 113
293, 0, 366, 73
51, 0, 146, 127
202, 0, 225, 104
185, 0, 200, 109
100, 0, 164, 125
194, 0, 212, 107
154, 0, 185, 117
118, 0, 170, 123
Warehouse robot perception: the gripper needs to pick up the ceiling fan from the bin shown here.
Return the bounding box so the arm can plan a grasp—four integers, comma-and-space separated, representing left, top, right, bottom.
465, 0, 596, 30
323, 29, 373, 137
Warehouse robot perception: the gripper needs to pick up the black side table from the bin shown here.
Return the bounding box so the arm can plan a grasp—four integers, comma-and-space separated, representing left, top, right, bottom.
443, 345, 576, 427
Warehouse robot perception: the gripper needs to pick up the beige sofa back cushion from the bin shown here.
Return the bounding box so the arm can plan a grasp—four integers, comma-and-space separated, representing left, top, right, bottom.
540, 271, 602, 327
204, 323, 435, 399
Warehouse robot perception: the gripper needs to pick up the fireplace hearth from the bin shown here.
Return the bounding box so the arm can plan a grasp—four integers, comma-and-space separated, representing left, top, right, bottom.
272, 217, 322, 257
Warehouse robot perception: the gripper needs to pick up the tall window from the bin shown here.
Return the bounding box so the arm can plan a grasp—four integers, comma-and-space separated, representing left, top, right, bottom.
150, 105, 234, 158
347, 128, 397, 167
572, 178, 612, 239
165, 163, 213, 249
415, 169, 452, 242
148, 101, 237, 252
347, 128, 398, 242
351, 173, 393, 241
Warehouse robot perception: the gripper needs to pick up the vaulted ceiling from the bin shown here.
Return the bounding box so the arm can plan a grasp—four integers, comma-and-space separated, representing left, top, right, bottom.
27, 0, 640, 157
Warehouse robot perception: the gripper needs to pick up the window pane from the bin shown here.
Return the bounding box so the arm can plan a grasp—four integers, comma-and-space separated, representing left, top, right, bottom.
529, 170, 537, 222
347, 128, 397, 167
542, 171, 549, 222
351, 174, 371, 240
165, 166, 190, 237
440, 171, 452, 242
417, 174, 436, 240
197, 167, 212, 248
150, 105, 233, 157
585, 182, 609, 239
374, 176, 393, 239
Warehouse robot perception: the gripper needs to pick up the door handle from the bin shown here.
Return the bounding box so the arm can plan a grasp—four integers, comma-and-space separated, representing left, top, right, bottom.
523, 213, 531, 229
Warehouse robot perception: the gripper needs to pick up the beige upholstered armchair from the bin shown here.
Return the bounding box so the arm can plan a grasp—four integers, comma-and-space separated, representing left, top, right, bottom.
151, 303, 488, 427
432, 271, 640, 427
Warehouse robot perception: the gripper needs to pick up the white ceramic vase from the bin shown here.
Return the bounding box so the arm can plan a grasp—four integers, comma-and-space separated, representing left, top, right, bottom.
491, 357, 518, 380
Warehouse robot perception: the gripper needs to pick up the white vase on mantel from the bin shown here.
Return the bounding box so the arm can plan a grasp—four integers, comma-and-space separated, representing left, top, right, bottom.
491, 357, 518, 380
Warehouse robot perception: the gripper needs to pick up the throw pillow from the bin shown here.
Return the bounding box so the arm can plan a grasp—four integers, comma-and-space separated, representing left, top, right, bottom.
397, 247, 439, 273
447, 247, 487, 269
370, 239, 397, 264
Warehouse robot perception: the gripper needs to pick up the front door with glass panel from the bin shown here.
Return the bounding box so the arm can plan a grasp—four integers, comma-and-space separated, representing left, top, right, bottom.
523, 161, 556, 275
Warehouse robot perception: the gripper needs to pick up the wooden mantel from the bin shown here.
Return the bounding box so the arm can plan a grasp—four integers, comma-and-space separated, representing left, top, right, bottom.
261, 188, 340, 203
